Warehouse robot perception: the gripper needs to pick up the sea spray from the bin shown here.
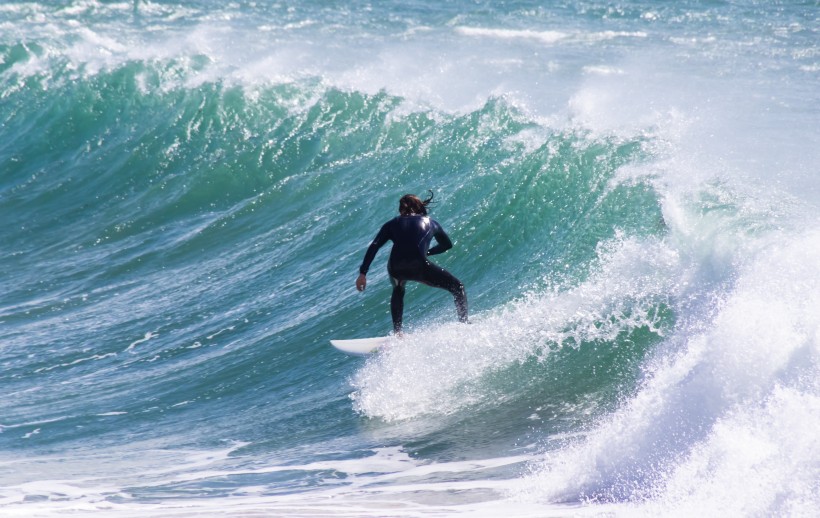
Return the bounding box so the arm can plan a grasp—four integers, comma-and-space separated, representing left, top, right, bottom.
351, 232, 679, 422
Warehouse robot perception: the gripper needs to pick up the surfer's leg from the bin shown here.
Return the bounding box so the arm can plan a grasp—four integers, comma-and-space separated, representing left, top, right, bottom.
421, 263, 468, 323
389, 276, 406, 333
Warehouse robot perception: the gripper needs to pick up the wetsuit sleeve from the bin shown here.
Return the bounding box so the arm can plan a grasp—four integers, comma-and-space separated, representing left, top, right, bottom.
427, 221, 453, 256
359, 222, 391, 275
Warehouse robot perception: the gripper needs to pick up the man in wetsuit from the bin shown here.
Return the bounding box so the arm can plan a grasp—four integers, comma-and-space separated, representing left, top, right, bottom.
356, 193, 468, 334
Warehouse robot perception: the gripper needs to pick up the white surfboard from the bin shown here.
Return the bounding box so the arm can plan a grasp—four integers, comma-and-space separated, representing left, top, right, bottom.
330, 336, 390, 355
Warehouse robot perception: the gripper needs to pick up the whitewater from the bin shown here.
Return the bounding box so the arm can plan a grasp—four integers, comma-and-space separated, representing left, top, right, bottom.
1, 1, 818, 516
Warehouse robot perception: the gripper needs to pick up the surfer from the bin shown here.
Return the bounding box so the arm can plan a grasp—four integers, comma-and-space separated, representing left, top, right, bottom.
356, 192, 468, 334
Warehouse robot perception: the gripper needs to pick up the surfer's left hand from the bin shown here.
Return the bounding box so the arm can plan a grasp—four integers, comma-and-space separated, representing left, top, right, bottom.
356, 274, 367, 292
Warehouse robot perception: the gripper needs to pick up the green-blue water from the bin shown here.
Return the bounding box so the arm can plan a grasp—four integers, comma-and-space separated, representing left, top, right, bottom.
1, 1, 818, 516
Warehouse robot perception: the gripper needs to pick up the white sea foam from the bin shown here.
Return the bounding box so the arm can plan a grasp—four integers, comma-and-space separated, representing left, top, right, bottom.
352, 232, 684, 422
34, 352, 118, 373
455, 26, 647, 44
517, 229, 820, 512
455, 26, 569, 44
125, 331, 157, 352
0, 443, 564, 517
582, 65, 625, 76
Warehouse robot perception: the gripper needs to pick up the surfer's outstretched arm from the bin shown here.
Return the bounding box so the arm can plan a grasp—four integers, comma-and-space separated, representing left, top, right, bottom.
357, 222, 390, 291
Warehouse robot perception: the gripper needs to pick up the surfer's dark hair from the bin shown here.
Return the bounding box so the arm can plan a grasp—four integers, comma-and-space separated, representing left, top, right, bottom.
399, 190, 435, 216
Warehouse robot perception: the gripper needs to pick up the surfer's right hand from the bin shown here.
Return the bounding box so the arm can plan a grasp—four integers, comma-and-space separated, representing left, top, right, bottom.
356, 274, 367, 292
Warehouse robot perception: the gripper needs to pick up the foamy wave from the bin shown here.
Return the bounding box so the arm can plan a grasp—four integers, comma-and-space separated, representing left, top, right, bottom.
351, 233, 681, 422
455, 26, 647, 44
0, 444, 551, 517
455, 27, 569, 44
582, 65, 625, 76
518, 229, 820, 511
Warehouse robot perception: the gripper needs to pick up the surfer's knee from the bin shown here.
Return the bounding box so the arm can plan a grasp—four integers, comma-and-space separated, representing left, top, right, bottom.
390, 275, 406, 290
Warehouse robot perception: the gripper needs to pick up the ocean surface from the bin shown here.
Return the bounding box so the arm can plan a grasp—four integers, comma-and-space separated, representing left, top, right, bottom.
1, 1, 818, 516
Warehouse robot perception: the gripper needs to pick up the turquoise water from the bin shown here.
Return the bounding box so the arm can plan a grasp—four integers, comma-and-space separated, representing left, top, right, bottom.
1, 1, 818, 515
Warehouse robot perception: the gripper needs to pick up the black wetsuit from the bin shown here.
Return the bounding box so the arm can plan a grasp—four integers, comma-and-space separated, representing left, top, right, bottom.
359, 215, 468, 333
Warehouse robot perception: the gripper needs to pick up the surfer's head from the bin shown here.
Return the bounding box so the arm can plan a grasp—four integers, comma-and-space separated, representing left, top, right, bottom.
399, 191, 434, 216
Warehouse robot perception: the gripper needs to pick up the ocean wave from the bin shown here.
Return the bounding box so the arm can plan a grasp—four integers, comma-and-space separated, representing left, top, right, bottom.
1, 1, 817, 516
